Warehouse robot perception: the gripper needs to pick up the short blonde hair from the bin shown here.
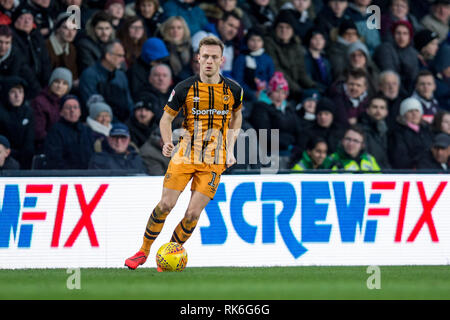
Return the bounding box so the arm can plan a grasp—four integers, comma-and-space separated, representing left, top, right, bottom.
198, 36, 224, 55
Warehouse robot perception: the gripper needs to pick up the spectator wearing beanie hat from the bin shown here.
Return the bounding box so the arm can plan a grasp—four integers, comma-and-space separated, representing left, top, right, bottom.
125, 98, 158, 148
264, 10, 317, 102
374, 20, 419, 95
104, 0, 126, 29
250, 71, 303, 161
380, 0, 423, 44
414, 29, 440, 69
11, 4, 52, 89
128, 37, 170, 100
343, 41, 380, 96
389, 97, 434, 169
342, 0, 381, 54
31, 68, 73, 152
48, 67, 73, 93
295, 89, 320, 129
46, 12, 80, 82
86, 99, 113, 140
0, 135, 20, 170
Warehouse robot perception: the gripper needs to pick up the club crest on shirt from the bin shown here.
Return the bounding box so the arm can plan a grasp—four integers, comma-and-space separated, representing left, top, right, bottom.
168, 89, 175, 102
223, 95, 230, 103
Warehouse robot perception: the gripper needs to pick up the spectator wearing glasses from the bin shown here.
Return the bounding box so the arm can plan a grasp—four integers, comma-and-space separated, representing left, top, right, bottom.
116, 15, 147, 69
323, 125, 380, 171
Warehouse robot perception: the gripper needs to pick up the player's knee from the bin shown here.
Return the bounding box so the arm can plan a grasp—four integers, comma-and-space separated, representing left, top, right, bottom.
184, 209, 200, 224
159, 199, 176, 213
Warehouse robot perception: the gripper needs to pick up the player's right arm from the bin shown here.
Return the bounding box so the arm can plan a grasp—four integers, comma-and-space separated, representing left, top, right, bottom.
160, 111, 176, 157
160, 79, 190, 157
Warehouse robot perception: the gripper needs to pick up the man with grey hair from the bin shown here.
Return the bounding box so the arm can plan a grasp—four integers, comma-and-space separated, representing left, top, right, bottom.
377, 69, 406, 127
79, 40, 134, 122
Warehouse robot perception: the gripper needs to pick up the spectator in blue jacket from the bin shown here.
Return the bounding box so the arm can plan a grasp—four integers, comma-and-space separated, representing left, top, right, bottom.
79, 40, 134, 122
232, 27, 275, 103
162, 0, 208, 35
44, 94, 95, 169
88, 122, 148, 173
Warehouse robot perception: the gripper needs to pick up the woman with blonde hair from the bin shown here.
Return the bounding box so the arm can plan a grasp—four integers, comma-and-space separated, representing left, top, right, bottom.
159, 16, 193, 82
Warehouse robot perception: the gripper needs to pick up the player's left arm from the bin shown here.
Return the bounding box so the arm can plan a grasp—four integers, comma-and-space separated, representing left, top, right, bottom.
226, 108, 242, 167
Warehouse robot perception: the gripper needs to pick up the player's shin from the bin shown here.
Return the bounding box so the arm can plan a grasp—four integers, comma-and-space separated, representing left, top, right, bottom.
170, 217, 198, 245
140, 205, 170, 256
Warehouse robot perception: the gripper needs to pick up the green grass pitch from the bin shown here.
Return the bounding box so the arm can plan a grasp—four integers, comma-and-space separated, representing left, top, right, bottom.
0, 266, 449, 300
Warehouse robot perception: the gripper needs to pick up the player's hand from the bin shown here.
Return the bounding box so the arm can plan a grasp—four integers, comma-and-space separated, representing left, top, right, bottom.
162, 142, 174, 157
226, 153, 236, 168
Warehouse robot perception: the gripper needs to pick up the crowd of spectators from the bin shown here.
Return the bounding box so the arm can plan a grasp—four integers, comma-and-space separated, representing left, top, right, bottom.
0, 0, 449, 173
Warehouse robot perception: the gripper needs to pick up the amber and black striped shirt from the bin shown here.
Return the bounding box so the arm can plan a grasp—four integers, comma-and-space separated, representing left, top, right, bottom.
164, 74, 243, 165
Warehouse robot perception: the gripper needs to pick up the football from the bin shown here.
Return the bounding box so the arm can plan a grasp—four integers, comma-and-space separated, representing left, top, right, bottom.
156, 242, 188, 272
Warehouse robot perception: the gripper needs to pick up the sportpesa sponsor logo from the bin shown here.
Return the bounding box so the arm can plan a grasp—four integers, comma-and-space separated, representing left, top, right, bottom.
191, 108, 229, 115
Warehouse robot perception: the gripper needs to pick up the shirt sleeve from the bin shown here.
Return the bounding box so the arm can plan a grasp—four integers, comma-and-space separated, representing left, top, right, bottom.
163, 82, 187, 117
226, 78, 243, 111
232, 87, 243, 111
